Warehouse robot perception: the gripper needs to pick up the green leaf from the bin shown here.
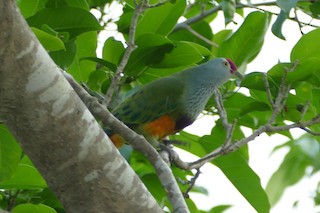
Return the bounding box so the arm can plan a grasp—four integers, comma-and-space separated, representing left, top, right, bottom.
206, 205, 232, 213
141, 174, 171, 208
200, 135, 270, 213
290, 28, 320, 63
50, 39, 77, 69
280, 92, 317, 122
81, 57, 117, 72
117, 6, 134, 35
271, 10, 287, 40
65, 0, 89, 10
17, 0, 48, 18
224, 93, 258, 124
68, 32, 97, 82
218, 11, 270, 68
45, 0, 68, 8
211, 29, 233, 56
152, 41, 211, 68
268, 59, 320, 86
135, 0, 186, 38
169, 21, 214, 50
184, 3, 217, 23
12, 203, 56, 213
88, 0, 111, 7
41, 24, 70, 42
137, 66, 187, 84
27, 7, 101, 38
124, 33, 174, 76
170, 131, 206, 157
310, 1, 320, 17
266, 138, 312, 206
31, 27, 65, 51
0, 156, 47, 189
186, 199, 200, 213
241, 72, 267, 90
102, 37, 125, 66
221, 0, 236, 25
239, 101, 271, 116
87, 70, 109, 91
0, 125, 22, 182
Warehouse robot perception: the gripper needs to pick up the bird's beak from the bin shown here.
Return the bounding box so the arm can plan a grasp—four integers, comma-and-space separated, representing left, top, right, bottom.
233, 71, 243, 80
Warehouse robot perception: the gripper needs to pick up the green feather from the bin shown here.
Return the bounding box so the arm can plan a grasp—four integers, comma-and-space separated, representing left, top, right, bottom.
112, 76, 185, 126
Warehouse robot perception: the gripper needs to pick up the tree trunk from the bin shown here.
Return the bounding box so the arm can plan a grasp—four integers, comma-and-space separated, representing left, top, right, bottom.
0, 1, 163, 212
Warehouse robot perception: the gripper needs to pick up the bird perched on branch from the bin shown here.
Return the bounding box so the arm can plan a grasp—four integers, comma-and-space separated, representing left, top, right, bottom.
108, 58, 242, 148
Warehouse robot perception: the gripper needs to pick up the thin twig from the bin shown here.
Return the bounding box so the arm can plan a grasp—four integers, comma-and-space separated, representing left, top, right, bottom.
183, 25, 219, 47
263, 73, 275, 109
294, 8, 304, 35
148, 0, 169, 8
268, 63, 293, 124
174, 5, 221, 32
183, 169, 201, 198
224, 119, 237, 146
103, 1, 145, 107
300, 101, 310, 119
299, 126, 320, 136
213, 89, 230, 131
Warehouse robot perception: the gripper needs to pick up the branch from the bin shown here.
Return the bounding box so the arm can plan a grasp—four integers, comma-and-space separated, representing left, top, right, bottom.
263, 73, 275, 109
102, 1, 146, 107
294, 7, 304, 35
174, 0, 319, 33
212, 89, 236, 147
182, 168, 201, 198
64, 72, 190, 213
183, 25, 219, 47
187, 114, 320, 169
174, 5, 221, 32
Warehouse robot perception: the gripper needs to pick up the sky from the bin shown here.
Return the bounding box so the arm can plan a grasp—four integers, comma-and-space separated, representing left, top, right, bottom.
92, 4, 320, 213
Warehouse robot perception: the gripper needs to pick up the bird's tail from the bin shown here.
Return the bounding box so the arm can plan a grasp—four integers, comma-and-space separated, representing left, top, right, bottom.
104, 128, 125, 148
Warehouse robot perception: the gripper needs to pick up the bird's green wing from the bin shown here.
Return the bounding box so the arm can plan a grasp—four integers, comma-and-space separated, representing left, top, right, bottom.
112, 76, 185, 125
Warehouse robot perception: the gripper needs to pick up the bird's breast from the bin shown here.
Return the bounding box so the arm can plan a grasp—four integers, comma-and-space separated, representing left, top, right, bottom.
142, 115, 176, 139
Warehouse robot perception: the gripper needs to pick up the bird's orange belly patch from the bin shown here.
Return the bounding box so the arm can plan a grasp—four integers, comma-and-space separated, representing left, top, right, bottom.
142, 115, 176, 139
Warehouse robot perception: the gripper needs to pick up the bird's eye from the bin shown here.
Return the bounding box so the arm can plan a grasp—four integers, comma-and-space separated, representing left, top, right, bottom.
224, 61, 229, 67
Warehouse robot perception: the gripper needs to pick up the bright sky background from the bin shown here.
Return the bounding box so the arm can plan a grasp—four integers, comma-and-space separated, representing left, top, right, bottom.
93, 4, 320, 213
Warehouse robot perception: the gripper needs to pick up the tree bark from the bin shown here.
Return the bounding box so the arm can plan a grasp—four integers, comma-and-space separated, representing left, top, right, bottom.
0, 1, 163, 212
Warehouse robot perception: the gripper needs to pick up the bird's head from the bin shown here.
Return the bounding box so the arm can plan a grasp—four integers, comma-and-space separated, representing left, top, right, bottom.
178, 58, 243, 88
200, 58, 242, 86
226, 58, 243, 79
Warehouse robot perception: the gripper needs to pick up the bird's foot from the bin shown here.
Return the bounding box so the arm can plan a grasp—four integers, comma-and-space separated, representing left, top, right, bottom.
159, 143, 178, 164
162, 139, 188, 147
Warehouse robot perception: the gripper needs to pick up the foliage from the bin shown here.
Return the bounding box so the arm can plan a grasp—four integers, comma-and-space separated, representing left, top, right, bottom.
2, 0, 320, 212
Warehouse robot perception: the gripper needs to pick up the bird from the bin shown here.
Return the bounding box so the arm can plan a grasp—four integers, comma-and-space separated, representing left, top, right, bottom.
108, 58, 242, 148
